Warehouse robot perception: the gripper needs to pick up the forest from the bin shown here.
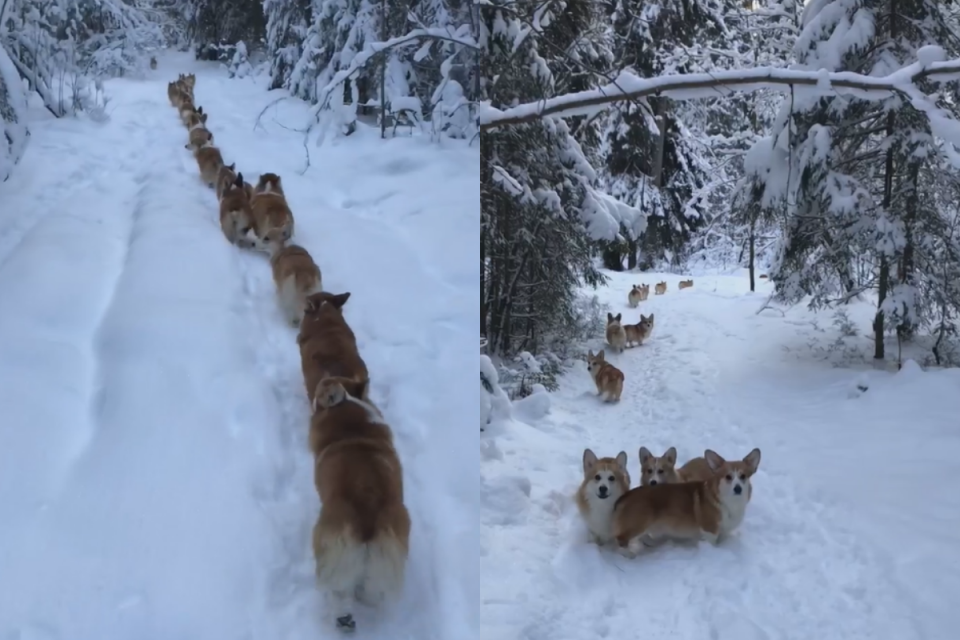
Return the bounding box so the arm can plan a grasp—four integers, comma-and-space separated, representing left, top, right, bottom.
480, 0, 960, 400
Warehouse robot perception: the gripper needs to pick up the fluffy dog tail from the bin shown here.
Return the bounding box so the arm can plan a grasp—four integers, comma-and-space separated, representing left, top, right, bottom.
313, 516, 410, 607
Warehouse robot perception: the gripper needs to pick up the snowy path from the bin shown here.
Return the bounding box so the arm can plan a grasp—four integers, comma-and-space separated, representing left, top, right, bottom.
0, 54, 477, 640
481, 271, 960, 640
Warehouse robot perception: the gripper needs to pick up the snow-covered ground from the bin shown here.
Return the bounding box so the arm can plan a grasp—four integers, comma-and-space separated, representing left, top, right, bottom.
0, 52, 478, 640
481, 269, 960, 640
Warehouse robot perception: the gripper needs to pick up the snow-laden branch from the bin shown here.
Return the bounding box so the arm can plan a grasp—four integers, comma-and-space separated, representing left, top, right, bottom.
479, 58, 960, 131
306, 26, 477, 122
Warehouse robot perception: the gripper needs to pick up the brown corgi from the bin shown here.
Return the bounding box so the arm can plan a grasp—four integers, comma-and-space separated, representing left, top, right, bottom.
586, 349, 624, 402
185, 127, 213, 151
605, 312, 626, 353
149, 56, 158, 70
654, 281, 667, 295
638, 446, 679, 486
676, 456, 715, 483
219, 173, 256, 248
612, 448, 762, 556
627, 285, 643, 308
249, 172, 295, 253
297, 291, 369, 407
181, 73, 196, 93
215, 163, 238, 201
678, 279, 694, 290
185, 108, 208, 131
576, 449, 630, 545
179, 100, 199, 126
194, 142, 224, 188
623, 313, 654, 347
310, 376, 410, 632
270, 243, 323, 326
167, 81, 182, 107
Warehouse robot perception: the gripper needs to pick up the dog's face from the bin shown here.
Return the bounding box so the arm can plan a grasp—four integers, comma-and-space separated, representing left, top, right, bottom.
639, 446, 678, 486
638, 313, 654, 333
705, 448, 761, 501
582, 449, 629, 501
586, 349, 606, 375
606, 312, 622, 327
183, 73, 196, 89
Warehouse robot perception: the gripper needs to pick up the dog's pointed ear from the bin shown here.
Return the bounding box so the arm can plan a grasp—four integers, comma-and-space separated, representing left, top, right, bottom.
586, 349, 594, 359
615, 313, 621, 322
303, 293, 323, 316
329, 292, 351, 308
615, 451, 628, 471
663, 446, 677, 465
607, 312, 613, 322
197, 106, 203, 114
704, 449, 725, 472
638, 446, 653, 464
743, 448, 761, 475
184, 143, 191, 150
582, 449, 598, 474
596, 349, 605, 359
229, 163, 236, 171
640, 314, 646, 322
648, 313, 654, 321
234, 172, 244, 188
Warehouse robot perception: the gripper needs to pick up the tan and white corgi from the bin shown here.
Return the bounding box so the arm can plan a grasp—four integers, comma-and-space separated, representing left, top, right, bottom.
623, 313, 654, 347
605, 312, 627, 353
627, 285, 644, 308
249, 172, 295, 253
184, 107, 208, 131
298, 291, 369, 407
194, 141, 224, 188
678, 279, 694, 290
576, 449, 631, 545
185, 126, 213, 152
310, 376, 410, 632
270, 243, 323, 326
612, 447, 762, 556
586, 349, 624, 402
167, 81, 182, 107
179, 98, 199, 126
215, 163, 238, 201
638, 446, 679, 486
219, 172, 256, 248
654, 281, 667, 295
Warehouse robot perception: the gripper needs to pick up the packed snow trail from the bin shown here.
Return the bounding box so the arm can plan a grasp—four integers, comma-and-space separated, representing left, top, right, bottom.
481, 271, 960, 640
0, 54, 478, 640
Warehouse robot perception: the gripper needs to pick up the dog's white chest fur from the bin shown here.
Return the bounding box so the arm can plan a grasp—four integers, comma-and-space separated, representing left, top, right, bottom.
718, 495, 749, 535
581, 494, 617, 544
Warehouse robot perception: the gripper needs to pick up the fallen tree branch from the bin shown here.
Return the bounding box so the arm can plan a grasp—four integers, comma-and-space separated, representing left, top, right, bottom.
479, 59, 960, 130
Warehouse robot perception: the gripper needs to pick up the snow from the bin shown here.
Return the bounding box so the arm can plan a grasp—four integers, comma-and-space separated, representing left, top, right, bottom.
481, 269, 960, 640
0, 51, 478, 640
0, 43, 29, 181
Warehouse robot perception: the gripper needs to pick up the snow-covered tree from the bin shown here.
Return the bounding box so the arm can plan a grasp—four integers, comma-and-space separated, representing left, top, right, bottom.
0, 40, 28, 181
189, 0, 264, 59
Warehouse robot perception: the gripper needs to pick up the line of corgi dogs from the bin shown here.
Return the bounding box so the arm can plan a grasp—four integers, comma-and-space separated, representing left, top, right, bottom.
577, 445, 762, 557
628, 279, 694, 307
166, 73, 410, 633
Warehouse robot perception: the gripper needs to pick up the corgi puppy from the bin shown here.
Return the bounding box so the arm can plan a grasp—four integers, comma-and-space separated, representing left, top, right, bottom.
612, 448, 762, 556
219, 172, 256, 248
215, 163, 238, 201
586, 349, 624, 403
627, 285, 644, 308
623, 313, 654, 347
576, 449, 631, 545
149, 56, 158, 70
270, 242, 323, 326
654, 281, 667, 295
679, 279, 694, 290
249, 172, 295, 253
638, 446, 679, 486
605, 312, 627, 353
194, 141, 224, 188
310, 376, 410, 632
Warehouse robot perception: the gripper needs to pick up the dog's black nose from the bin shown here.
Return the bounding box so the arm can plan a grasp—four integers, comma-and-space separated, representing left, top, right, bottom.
598, 486, 608, 495
734, 484, 742, 495
649, 480, 657, 486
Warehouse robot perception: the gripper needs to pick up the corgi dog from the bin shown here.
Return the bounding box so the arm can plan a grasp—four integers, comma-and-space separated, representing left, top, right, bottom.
179, 100, 200, 126
638, 446, 679, 486
627, 285, 644, 308
166, 81, 182, 107
270, 242, 323, 327
576, 449, 630, 545
310, 376, 410, 632
249, 172, 295, 253
586, 349, 624, 402
215, 163, 237, 201
219, 173, 256, 248
623, 313, 654, 347
654, 281, 667, 295
185, 107, 208, 131
185, 126, 213, 152
678, 279, 694, 290
297, 291, 370, 407
605, 312, 627, 353
194, 141, 224, 188
149, 56, 158, 70
181, 72, 196, 92
612, 448, 762, 556
639, 284, 650, 301
676, 455, 715, 483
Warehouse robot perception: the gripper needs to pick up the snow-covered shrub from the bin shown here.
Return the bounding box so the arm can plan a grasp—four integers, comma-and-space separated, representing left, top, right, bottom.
0, 43, 28, 182
226, 41, 253, 78
480, 355, 512, 431
430, 78, 473, 141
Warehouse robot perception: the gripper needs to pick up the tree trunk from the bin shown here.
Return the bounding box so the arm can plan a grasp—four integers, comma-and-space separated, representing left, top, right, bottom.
748, 215, 756, 292
874, 108, 896, 361
379, 0, 387, 139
